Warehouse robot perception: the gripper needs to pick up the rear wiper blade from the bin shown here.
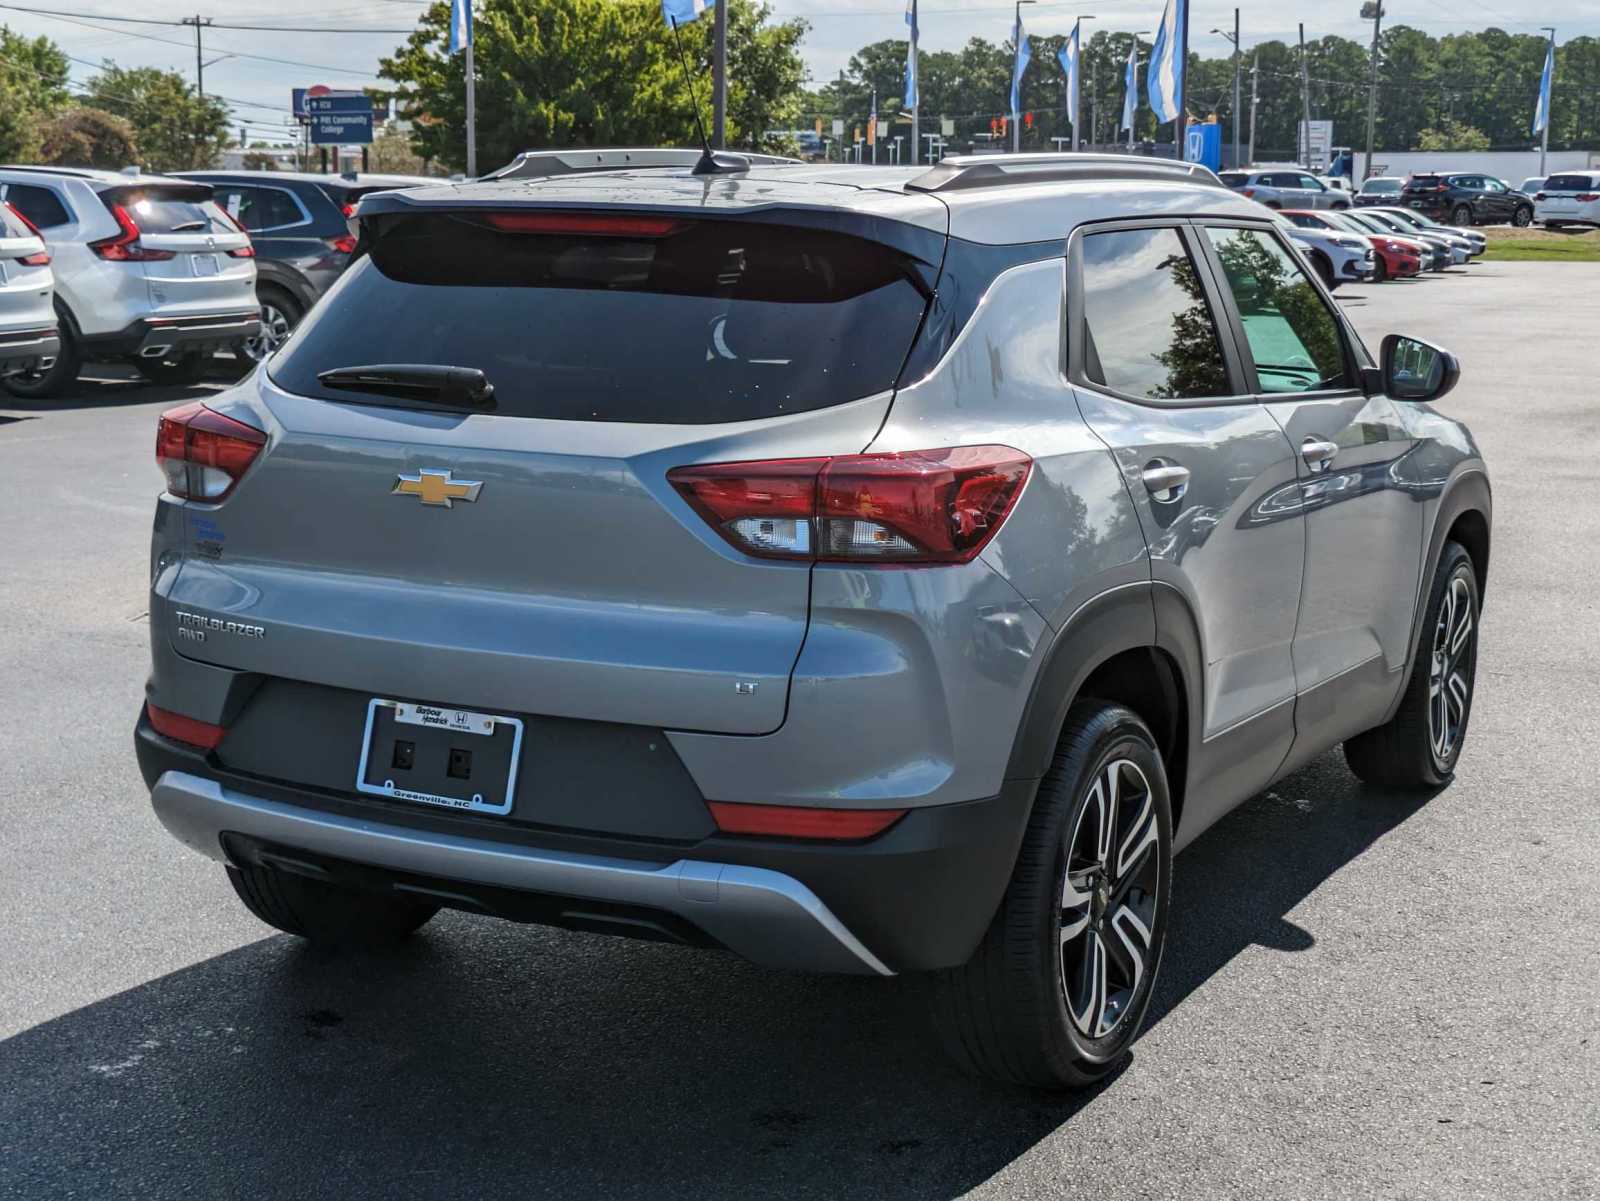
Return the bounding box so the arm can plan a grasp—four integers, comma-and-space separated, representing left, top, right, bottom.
171, 221, 209, 232
316, 364, 497, 411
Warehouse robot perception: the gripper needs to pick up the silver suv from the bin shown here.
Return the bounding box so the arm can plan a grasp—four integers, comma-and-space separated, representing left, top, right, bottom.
1220, 165, 1351, 210
136, 152, 1491, 1089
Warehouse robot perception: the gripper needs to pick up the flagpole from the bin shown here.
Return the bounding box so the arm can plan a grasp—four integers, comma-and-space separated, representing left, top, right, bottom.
712, 0, 727, 148
1539, 27, 1555, 177
464, 36, 476, 176
908, 0, 919, 166
1070, 21, 1081, 153
1174, 0, 1188, 159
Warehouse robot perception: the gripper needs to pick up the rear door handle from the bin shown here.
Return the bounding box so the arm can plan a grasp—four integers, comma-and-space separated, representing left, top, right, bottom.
1301, 439, 1339, 472
1141, 463, 1191, 502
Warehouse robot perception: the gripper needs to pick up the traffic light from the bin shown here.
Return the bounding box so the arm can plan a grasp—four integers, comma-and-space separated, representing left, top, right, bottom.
1024, 112, 1033, 130
990, 117, 999, 136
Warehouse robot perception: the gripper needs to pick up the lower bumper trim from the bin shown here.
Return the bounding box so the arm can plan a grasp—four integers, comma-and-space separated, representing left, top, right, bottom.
151, 770, 893, 976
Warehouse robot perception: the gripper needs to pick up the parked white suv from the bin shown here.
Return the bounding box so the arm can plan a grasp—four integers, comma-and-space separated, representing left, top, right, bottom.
0, 167, 259, 398
0, 201, 58, 379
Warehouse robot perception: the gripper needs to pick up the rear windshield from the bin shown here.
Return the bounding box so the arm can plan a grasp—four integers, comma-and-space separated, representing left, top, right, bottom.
1362, 178, 1400, 193
1407, 174, 1441, 187
1544, 174, 1598, 192
1218, 172, 1248, 187
268, 211, 935, 424
103, 186, 230, 235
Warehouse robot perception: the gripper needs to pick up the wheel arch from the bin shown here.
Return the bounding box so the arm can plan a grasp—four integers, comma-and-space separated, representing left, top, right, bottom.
1006, 583, 1195, 835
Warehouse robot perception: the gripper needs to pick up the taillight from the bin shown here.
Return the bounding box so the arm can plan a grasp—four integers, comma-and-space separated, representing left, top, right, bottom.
89, 204, 175, 261
1242, 187, 1255, 198
706, 801, 907, 840
5, 202, 50, 265
145, 702, 227, 750
326, 233, 358, 255
1535, 191, 1547, 201
341, 202, 356, 219
481, 211, 686, 237
155, 402, 266, 502
668, 445, 1031, 566
213, 206, 255, 257
1577, 193, 1599, 202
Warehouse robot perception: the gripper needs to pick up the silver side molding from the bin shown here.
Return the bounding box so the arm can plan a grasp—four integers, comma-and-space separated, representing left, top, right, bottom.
151, 771, 892, 977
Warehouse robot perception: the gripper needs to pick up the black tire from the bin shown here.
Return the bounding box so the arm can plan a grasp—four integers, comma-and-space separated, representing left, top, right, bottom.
1451, 203, 1474, 227
930, 702, 1173, 1090
1512, 204, 1533, 228
1345, 541, 1480, 791
134, 351, 209, 387
226, 863, 439, 946
1, 315, 81, 399
1262, 200, 1282, 210
1310, 252, 1336, 290
1331, 200, 1350, 211
1371, 254, 1388, 283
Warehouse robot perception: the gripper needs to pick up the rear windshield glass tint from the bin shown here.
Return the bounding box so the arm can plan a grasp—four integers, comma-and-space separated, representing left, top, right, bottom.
1218, 172, 1248, 186
1544, 175, 1598, 192
1362, 179, 1400, 193
1407, 175, 1441, 187
268, 212, 934, 424
110, 189, 229, 234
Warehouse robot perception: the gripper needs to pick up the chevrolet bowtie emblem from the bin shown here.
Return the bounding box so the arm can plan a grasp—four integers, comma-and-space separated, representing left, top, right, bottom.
392, 468, 483, 508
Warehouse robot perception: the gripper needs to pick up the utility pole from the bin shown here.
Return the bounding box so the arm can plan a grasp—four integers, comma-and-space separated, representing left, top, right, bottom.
1361, 2, 1383, 181
909, 0, 919, 165
1298, 22, 1312, 169
464, 37, 477, 175
181, 15, 212, 98
870, 86, 878, 165
1090, 55, 1098, 150
712, 0, 728, 148
1248, 50, 1258, 164
1232, 9, 1241, 169
1013, 0, 1036, 153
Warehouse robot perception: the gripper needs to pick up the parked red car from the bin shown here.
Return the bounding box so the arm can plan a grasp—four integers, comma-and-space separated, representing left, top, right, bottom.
1280, 209, 1425, 281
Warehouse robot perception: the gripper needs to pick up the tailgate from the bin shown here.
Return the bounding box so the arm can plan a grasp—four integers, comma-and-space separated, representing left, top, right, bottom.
101, 185, 256, 315
157, 202, 942, 735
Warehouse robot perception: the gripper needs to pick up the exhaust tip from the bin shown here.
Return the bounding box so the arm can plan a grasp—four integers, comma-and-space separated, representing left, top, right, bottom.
140, 344, 173, 358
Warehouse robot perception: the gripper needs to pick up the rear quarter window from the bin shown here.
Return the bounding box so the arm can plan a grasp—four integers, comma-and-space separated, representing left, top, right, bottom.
1219, 172, 1248, 187
268, 211, 937, 424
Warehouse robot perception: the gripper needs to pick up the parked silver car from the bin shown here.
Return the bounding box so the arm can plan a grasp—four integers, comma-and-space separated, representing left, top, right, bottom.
1220, 164, 1352, 210
0, 201, 58, 378
136, 151, 1490, 1089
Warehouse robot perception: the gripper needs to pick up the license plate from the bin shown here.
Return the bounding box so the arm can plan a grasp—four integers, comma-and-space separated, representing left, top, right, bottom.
1410, 201, 1424, 209
355, 699, 523, 815
190, 253, 220, 277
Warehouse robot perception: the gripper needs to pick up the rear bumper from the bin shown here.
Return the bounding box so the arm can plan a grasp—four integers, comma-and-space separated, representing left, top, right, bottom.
0, 326, 59, 375
137, 716, 1037, 975
84, 311, 260, 358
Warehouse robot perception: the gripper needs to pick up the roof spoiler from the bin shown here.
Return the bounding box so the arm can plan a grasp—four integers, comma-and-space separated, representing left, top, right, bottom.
908, 153, 1228, 194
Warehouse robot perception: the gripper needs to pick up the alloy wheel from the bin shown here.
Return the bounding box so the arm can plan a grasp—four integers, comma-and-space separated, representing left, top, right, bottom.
1060, 757, 1160, 1040
1428, 574, 1474, 765
243, 302, 294, 362
1513, 206, 1533, 228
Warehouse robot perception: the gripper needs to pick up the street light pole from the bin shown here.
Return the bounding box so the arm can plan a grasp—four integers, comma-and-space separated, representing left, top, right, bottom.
1210, 17, 1241, 169
181, 15, 212, 98
1248, 50, 1258, 164
1361, 2, 1383, 181
712, 0, 728, 148
1298, 22, 1313, 169
1070, 15, 1095, 153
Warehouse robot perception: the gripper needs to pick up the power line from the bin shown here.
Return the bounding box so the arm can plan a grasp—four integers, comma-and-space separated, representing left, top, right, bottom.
0, 2, 413, 33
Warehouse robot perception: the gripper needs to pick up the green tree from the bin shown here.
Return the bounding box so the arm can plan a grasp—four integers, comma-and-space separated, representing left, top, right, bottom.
1417, 117, 1490, 152
381, 0, 806, 174
0, 26, 70, 160
82, 65, 230, 171
38, 106, 138, 168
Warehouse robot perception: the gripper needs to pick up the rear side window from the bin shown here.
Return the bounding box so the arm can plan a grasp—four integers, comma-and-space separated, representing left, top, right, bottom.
3, 184, 71, 229
1545, 174, 1598, 192
1204, 227, 1349, 395
1078, 226, 1230, 402
1218, 172, 1248, 187
268, 212, 935, 424
217, 185, 304, 231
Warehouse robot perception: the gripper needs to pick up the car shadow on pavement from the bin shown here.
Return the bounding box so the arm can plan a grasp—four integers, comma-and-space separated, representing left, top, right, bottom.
0, 750, 1432, 1200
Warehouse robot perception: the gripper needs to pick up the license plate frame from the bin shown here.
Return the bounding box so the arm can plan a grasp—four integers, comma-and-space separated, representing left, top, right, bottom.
355, 698, 523, 815
190, 253, 220, 277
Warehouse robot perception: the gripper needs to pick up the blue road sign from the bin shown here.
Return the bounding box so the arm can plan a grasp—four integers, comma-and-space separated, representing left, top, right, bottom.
311, 110, 374, 144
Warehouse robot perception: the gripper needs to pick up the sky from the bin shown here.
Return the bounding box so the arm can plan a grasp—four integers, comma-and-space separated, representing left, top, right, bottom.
0, 0, 1596, 146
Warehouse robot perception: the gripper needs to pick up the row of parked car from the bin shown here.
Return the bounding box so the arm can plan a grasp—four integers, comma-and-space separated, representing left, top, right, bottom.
1218, 163, 1488, 288
0, 165, 431, 398
1351, 167, 1600, 231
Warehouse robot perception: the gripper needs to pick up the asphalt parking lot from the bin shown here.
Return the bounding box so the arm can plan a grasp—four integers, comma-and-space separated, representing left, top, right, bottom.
2, 263, 1597, 1200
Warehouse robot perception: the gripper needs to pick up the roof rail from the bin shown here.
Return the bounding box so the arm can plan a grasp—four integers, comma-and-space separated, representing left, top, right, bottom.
906, 153, 1227, 194
484, 147, 804, 182
0, 164, 95, 179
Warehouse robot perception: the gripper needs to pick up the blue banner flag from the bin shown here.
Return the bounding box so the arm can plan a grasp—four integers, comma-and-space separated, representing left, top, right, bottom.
904, 0, 918, 109
448, 0, 471, 54
662, 0, 715, 28
1532, 39, 1554, 136
1010, 13, 1030, 118
1057, 22, 1081, 129
1122, 39, 1138, 131
1148, 0, 1185, 124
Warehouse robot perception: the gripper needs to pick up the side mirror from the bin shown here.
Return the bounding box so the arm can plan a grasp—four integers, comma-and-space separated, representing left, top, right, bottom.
1382, 334, 1459, 403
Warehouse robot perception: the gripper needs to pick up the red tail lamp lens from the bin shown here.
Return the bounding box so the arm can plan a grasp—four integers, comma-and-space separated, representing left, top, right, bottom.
480, 211, 687, 238
146, 703, 226, 750
707, 802, 907, 841
156, 402, 267, 502
668, 446, 1031, 565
